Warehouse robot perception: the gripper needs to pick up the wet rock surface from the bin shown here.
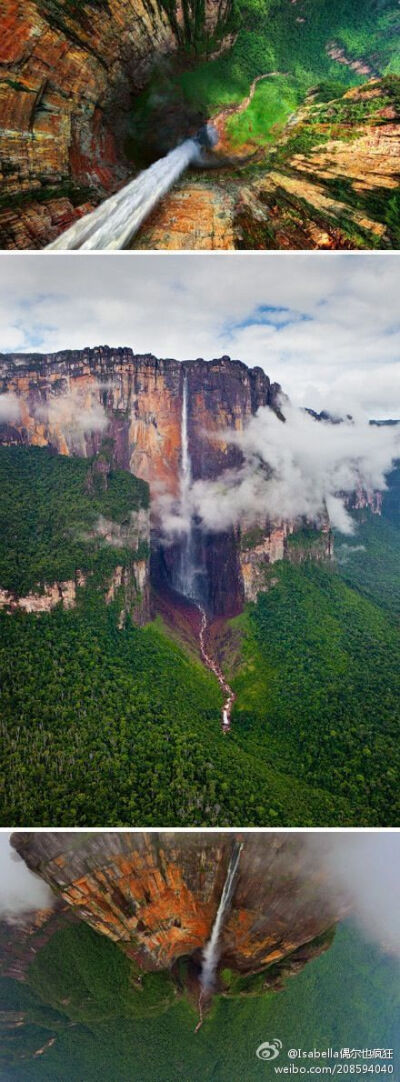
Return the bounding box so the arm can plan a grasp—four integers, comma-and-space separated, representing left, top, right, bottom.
10, 832, 344, 979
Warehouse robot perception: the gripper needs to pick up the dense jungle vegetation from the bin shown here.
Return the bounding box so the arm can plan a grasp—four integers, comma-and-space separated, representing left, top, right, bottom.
0, 446, 149, 595
0, 449, 399, 826
1, 921, 399, 1080
132, 0, 400, 156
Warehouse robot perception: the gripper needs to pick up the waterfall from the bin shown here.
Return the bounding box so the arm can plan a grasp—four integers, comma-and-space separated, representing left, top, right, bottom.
176, 373, 236, 730
179, 373, 194, 598
200, 843, 243, 993
176, 372, 206, 603
46, 139, 201, 251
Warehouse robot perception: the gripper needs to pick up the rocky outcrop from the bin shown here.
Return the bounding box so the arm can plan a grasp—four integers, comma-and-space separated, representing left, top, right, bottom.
347, 488, 383, 516
132, 78, 400, 250
0, 0, 234, 248
0, 348, 284, 614
0, 899, 72, 983
105, 557, 150, 625
239, 522, 334, 601
0, 556, 150, 623
0, 348, 282, 494
0, 574, 82, 613
11, 832, 345, 982
239, 524, 293, 602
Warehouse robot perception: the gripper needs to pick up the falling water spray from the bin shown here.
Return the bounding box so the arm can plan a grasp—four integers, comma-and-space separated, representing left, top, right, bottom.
46, 127, 218, 251
178, 372, 196, 599
200, 842, 243, 995
176, 371, 236, 730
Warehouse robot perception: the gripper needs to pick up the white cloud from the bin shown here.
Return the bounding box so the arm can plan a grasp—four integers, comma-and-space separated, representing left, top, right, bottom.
0, 253, 399, 418
35, 385, 108, 435
308, 833, 400, 959
168, 403, 399, 535
0, 391, 21, 423
0, 834, 54, 920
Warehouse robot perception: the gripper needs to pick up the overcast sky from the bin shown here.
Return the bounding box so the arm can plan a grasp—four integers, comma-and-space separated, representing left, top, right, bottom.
0, 252, 399, 418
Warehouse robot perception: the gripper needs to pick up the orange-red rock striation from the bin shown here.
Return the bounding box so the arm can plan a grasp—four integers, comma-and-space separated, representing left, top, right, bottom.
0, 0, 233, 247
0, 348, 281, 499
0, 349, 284, 613
132, 79, 400, 251
11, 832, 345, 979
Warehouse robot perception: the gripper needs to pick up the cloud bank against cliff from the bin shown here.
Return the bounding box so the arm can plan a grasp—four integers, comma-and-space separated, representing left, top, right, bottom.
0, 834, 54, 920
0, 391, 21, 424
34, 386, 108, 437
309, 833, 400, 959
185, 404, 400, 534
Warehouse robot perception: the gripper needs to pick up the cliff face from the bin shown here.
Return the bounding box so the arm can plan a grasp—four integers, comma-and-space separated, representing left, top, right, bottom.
133, 78, 400, 251
0, 548, 150, 623
0, 349, 284, 614
0, 348, 281, 492
0, 0, 234, 249
11, 832, 343, 981
0, 901, 72, 983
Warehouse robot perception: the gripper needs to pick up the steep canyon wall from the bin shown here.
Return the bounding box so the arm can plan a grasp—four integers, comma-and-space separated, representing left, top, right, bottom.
0, 0, 234, 248
0, 348, 289, 613
10, 832, 343, 980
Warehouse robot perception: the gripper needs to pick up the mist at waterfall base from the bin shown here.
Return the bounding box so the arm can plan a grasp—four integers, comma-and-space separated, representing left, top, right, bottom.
0, 834, 54, 920
160, 401, 400, 539
46, 130, 217, 251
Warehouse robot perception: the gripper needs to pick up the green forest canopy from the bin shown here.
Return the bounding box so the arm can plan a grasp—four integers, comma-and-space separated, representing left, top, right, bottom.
0, 446, 398, 827
0, 445, 149, 595
1, 920, 399, 1081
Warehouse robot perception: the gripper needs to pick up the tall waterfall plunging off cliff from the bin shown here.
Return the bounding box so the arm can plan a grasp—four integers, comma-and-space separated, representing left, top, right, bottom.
46, 139, 201, 251
175, 373, 236, 730
200, 843, 243, 994
177, 373, 196, 600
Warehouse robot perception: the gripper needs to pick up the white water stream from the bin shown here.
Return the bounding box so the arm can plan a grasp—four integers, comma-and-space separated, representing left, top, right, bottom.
200, 843, 243, 994
198, 605, 235, 731
46, 138, 201, 250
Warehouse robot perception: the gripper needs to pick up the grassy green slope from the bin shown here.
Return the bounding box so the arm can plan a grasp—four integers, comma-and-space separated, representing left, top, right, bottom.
335, 465, 400, 619
336, 515, 400, 621
229, 473, 400, 827
0, 445, 149, 595
1, 921, 399, 1081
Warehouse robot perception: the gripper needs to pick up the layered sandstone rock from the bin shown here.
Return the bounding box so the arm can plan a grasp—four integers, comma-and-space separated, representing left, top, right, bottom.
0, 347, 282, 496
132, 78, 400, 250
0, 348, 285, 613
0, 0, 233, 248
0, 576, 81, 613
0, 554, 150, 622
0, 899, 72, 982
1, 348, 381, 616
11, 832, 344, 979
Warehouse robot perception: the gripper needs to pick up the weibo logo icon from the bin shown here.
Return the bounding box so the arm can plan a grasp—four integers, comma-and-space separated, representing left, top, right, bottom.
256, 1039, 283, 1061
